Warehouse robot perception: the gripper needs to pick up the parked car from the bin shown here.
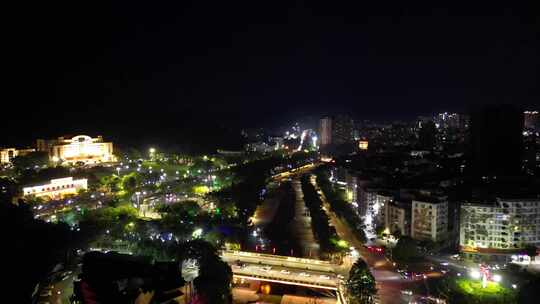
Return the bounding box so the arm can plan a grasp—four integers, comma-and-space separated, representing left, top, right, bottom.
401, 290, 413, 296
319, 275, 331, 280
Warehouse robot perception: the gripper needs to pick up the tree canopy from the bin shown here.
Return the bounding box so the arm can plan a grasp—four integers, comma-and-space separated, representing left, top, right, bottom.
177, 240, 232, 304
11, 151, 49, 173
346, 259, 377, 304
391, 236, 423, 263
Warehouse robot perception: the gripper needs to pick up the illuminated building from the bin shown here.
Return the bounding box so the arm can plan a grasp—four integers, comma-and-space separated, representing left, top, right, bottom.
434, 112, 468, 130
374, 193, 392, 226
333, 115, 354, 145
23, 177, 88, 199
358, 140, 368, 150
37, 135, 116, 165
318, 115, 354, 148
0, 148, 35, 164
524, 110, 539, 130
460, 198, 540, 254
319, 116, 333, 147
384, 201, 411, 236
411, 197, 448, 242
245, 142, 274, 153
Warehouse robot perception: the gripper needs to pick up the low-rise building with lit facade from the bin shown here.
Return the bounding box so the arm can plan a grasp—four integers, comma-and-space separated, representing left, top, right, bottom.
37, 135, 116, 165
460, 198, 540, 260
411, 197, 448, 242
0, 147, 35, 164
384, 200, 411, 237
23, 177, 88, 199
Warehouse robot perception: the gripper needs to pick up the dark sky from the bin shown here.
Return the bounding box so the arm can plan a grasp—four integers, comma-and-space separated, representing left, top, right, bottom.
5, 1, 540, 146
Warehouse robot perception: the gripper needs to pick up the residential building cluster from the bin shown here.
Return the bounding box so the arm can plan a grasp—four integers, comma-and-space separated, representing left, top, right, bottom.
325, 106, 539, 262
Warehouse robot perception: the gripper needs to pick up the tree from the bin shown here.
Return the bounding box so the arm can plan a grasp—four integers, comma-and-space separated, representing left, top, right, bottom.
375, 226, 385, 238
11, 151, 49, 173
177, 240, 232, 304
121, 172, 141, 197
523, 245, 537, 264
346, 259, 377, 304
2, 200, 75, 301
392, 236, 422, 263
99, 175, 120, 193
517, 276, 540, 304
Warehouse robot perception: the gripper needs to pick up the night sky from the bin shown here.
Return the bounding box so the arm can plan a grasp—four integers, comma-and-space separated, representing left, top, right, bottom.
5, 1, 540, 146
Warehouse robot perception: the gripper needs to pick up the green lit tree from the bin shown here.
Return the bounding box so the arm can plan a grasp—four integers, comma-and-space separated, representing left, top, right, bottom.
346, 259, 377, 304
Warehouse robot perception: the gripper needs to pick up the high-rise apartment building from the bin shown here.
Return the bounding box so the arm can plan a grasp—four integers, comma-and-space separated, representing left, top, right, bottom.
470, 105, 524, 176
333, 115, 354, 145
524, 110, 539, 130
319, 116, 333, 147
318, 115, 354, 148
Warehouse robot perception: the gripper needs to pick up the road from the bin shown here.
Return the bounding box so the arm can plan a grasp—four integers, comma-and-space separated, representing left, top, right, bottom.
222, 251, 336, 273
310, 175, 423, 304
37, 268, 80, 304
231, 263, 339, 290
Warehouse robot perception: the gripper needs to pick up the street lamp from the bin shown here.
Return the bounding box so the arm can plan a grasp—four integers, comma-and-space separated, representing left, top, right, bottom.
116, 167, 121, 176
135, 191, 141, 210
149, 148, 156, 161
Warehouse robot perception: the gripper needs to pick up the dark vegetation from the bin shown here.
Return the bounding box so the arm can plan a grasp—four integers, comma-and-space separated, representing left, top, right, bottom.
300, 174, 342, 258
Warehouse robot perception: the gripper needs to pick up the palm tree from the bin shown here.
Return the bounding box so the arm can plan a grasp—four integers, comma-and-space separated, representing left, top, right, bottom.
346, 259, 377, 304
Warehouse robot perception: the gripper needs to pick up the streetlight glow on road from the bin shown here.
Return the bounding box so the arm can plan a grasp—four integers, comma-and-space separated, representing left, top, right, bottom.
470, 269, 481, 279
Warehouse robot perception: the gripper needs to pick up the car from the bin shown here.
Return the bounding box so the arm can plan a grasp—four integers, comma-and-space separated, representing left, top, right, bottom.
299, 272, 311, 277
40, 290, 52, 297
319, 275, 331, 280
401, 290, 413, 296
260, 266, 272, 272
280, 270, 291, 274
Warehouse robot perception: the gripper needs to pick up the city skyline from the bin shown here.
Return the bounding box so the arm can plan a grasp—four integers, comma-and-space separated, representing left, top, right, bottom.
4, 2, 540, 303
5, 2, 539, 144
